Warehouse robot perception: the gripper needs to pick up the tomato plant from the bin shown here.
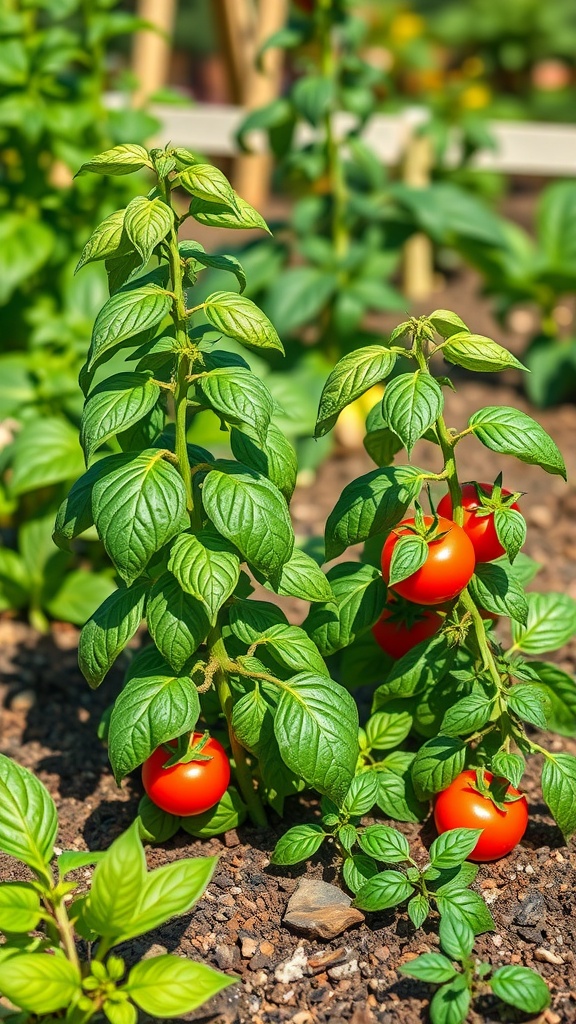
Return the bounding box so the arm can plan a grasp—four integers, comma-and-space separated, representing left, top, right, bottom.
372, 594, 443, 658
381, 514, 476, 605
143, 734, 231, 817
437, 480, 522, 562
434, 770, 529, 861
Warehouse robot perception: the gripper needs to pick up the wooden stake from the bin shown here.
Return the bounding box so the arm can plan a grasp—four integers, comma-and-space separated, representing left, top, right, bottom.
402, 129, 435, 302
132, 0, 178, 107
213, 0, 257, 105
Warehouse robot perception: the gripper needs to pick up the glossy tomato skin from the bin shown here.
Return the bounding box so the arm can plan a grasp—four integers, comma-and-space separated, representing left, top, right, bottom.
437, 483, 520, 563
434, 770, 528, 862
372, 603, 442, 658
381, 515, 475, 606
142, 733, 230, 817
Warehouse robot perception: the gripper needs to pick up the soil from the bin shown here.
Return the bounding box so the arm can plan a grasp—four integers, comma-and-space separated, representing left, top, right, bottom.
1, 262, 576, 1024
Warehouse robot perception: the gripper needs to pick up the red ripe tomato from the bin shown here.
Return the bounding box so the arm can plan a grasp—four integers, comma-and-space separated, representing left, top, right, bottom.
437, 483, 521, 563
434, 769, 528, 862
372, 598, 442, 658
142, 733, 230, 817
381, 516, 475, 606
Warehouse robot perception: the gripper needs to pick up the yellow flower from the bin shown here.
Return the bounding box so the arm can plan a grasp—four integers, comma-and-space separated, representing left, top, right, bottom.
390, 11, 425, 44
460, 83, 491, 110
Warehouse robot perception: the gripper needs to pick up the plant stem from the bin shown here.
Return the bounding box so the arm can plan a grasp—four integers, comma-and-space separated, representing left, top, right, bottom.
459, 588, 503, 693
209, 630, 268, 827
319, 2, 348, 261
435, 414, 463, 527
52, 898, 81, 971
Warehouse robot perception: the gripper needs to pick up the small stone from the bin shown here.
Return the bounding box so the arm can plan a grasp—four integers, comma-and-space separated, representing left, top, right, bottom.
516, 926, 542, 944
535, 948, 565, 965
373, 945, 390, 962
290, 1013, 314, 1024
491, 935, 503, 948
308, 948, 348, 973
241, 937, 259, 959
11, 689, 36, 711
142, 943, 168, 960
260, 940, 275, 957
252, 971, 268, 987
544, 1010, 562, 1024
215, 944, 235, 971
525, 864, 535, 875
513, 890, 547, 927
274, 946, 308, 984
283, 878, 365, 940
224, 829, 240, 848
328, 958, 359, 981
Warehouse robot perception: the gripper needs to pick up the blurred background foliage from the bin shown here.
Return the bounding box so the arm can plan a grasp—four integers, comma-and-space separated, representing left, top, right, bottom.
1, 0, 575, 628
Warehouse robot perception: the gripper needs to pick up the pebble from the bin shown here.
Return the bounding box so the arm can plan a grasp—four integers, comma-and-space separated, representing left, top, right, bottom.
328, 959, 359, 981
274, 946, 309, 984
290, 1013, 314, 1024
513, 890, 547, 927
241, 937, 259, 959
283, 878, 365, 940
308, 947, 348, 973
535, 948, 565, 965
215, 944, 236, 971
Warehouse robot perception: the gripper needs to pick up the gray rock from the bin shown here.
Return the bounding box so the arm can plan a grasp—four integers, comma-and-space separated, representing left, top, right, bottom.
513, 890, 547, 927
283, 878, 365, 940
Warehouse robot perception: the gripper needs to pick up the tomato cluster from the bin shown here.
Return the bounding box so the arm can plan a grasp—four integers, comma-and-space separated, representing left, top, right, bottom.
142, 733, 230, 817
437, 483, 520, 563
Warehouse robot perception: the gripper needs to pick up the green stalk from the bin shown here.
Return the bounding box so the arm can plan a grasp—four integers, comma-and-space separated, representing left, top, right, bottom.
319, 0, 348, 260
52, 898, 81, 972
208, 629, 268, 827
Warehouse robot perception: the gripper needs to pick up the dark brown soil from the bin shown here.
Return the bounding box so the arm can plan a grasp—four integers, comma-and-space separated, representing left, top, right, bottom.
1, 269, 576, 1024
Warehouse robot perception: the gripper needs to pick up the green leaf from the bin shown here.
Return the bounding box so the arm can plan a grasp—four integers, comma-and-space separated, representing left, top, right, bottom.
364, 404, 404, 467
304, 562, 386, 657
509, 684, 550, 729
354, 870, 413, 911
179, 163, 236, 206
494, 507, 526, 564
439, 915, 475, 961
202, 466, 293, 577
442, 332, 526, 373
138, 794, 181, 844
179, 240, 246, 292
430, 862, 479, 894
429, 829, 482, 869
0, 954, 81, 1015
512, 592, 576, 654
230, 423, 297, 502
168, 530, 240, 624
376, 764, 428, 823
490, 751, 525, 788
126, 955, 234, 1016
373, 635, 453, 701
53, 460, 110, 549
343, 854, 379, 895
468, 406, 566, 478
399, 953, 457, 984
57, 851, 106, 876
408, 893, 430, 929
412, 737, 467, 800
180, 787, 247, 838
115, 856, 218, 942
530, 662, 576, 736
76, 208, 129, 272
537, 179, 576, 273
189, 194, 270, 233
429, 310, 469, 339
10, 418, 85, 496
501, 551, 541, 586
197, 367, 273, 442
146, 573, 210, 672
266, 266, 338, 335
315, 346, 396, 437
104, 1000, 138, 1024
108, 647, 200, 781
430, 975, 471, 1024
358, 824, 410, 863
0, 755, 57, 879
91, 450, 188, 585
252, 623, 328, 677
469, 562, 528, 625
83, 820, 146, 936
271, 824, 326, 866
265, 547, 333, 603
229, 599, 288, 643
541, 753, 576, 839
77, 144, 151, 176
88, 286, 172, 370
383, 372, 444, 455
441, 693, 494, 737
81, 372, 161, 461
490, 965, 550, 1014
324, 466, 423, 560
292, 73, 334, 125
0, 883, 41, 933
342, 773, 380, 816
274, 672, 359, 806
78, 583, 147, 689
436, 888, 495, 935
124, 195, 173, 264
45, 569, 117, 628
231, 686, 301, 814
365, 708, 413, 751
204, 291, 284, 354
388, 534, 429, 587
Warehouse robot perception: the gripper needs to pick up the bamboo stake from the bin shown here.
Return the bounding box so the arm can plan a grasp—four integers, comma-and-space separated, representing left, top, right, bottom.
402, 128, 435, 302
213, 0, 257, 105
132, 0, 178, 107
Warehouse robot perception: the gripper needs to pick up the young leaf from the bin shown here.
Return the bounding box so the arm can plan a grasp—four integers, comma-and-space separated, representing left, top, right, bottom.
490, 751, 525, 789
430, 975, 471, 1024
408, 893, 430, 929
388, 534, 428, 586
126, 955, 234, 1017
196, 367, 273, 443
181, 787, 247, 838
179, 240, 247, 292
382, 371, 444, 455
124, 195, 173, 264
315, 345, 396, 437
57, 851, 107, 876
398, 953, 457, 984
365, 709, 413, 750
512, 592, 576, 654
91, 450, 188, 585
0, 882, 41, 933
439, 914, 475, 961
0, 754, 57, 879
376, 766, 428, 824
274, 672, 359, 806
204, 291, 284, 353
81, 372, 161, 461
436, 888, 495, 935
541, 752, 576, 839
88, 286, 172, 370
529, 662, 576, 736
494, 507, 526, 564
429, 829, 482, 870
230, 422, 298, 502
342, 772, 380, 816
264, 547, 333, 603
354, 870, 414, 911
412, 736, 467, 800
490, 966, 550, 1014
303, 562, 386, 656
358, 824, 411, 863
325, 466, 423, 560
179, 163, 237, 207
442, 332, 526, 373
77, 143, 152, 176
168, 530, 240, 624
0, 954, 81, 1015
271, 824, 326, 865
78, 582, 148, 689
508, 684, 550, 729
146, 573, 210, 672
429, 309, 469, 338
441, 693, 494, 737
108, 646, 200, 781
469, 562, 528, 625
114, 856, 218, 942
138, 794, 181, 845
189, 194, 270, 233
468, 406, 566, 478
75, 208, 129, 273
82, 819, 146, 936
343, 854, 380, 895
